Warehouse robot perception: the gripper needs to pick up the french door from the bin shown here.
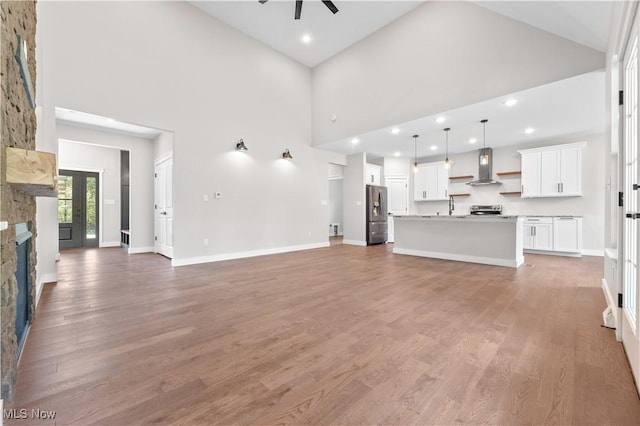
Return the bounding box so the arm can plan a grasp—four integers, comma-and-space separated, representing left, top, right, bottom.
57, 170, 99, 249
622, 15, 640, 387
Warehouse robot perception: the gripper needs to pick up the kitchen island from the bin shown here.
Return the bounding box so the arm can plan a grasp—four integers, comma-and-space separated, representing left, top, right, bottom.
392, 215, 524, 268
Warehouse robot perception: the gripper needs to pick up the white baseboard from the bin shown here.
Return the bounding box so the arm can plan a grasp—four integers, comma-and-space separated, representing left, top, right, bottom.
100, 241, 121, 248
524, 249, 581, 258
128, 246, 154, 254
602, 278, 622, 341
36, 272, 57, 307
342, 239, 367, 247
582, 249, 605, 257
393, 247, 523, 268
171, 242, 330, 267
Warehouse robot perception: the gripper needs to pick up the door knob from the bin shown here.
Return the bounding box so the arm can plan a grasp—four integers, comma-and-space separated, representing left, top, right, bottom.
160, 211, 167, 215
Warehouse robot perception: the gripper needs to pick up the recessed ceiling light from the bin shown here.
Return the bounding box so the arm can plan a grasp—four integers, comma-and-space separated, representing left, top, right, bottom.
394, 152, 401, 157
351, 138, 359, 144
469, 138, 477, 144
435, 116, 446, 124
301, 34, 312, 44
430, 145, 438, 151
523, 128, 535, 134
503, 99, 518, 107
391, 127, 400, 135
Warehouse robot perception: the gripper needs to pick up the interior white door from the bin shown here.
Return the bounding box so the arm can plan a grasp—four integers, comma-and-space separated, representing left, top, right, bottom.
154, 156, 174, 258
622, 18, 640, 390
386, 177, 409, 243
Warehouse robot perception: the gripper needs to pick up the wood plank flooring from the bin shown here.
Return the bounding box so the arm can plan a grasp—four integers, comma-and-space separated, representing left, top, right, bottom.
7, 244, 640, 425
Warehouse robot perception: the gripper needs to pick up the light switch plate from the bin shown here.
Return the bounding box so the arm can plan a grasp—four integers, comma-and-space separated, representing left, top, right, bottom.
214, 192, 222, 199
203, 194, 209, 202
0, 221, 7, 231
104, 199, 115, 205
320, 200, 328, 205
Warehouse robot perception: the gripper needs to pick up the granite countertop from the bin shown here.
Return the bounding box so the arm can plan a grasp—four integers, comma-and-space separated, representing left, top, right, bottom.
394, 214, 519, 219
393, 214, 582, 218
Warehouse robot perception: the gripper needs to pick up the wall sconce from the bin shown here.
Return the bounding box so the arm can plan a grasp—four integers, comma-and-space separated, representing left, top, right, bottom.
236, 139, 248, 151
282, 149, 293, 159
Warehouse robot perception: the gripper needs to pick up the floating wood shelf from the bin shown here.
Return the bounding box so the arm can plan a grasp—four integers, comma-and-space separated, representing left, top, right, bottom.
496, 171, 521, 176
499, 191, 522, 195
449, 193, 471, 197
449, 175, 473, 180
6, 147, 57, 197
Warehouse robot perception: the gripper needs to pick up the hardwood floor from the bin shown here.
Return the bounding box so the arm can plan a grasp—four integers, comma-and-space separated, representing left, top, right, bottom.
8, 244, 640, 425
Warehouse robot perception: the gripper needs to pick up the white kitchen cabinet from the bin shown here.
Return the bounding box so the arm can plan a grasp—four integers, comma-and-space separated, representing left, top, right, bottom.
365, 163, 381, 186
522, 217, 553, 251
521, 152, 540, 198
553, 217, 583, 253
414, 161, 448, 201
518, 142, 585, 198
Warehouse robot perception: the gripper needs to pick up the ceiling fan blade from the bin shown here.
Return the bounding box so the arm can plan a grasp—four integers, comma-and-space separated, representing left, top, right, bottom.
258, 0, 268, 3
321, 0, 339, 14
295, 0, 302, 19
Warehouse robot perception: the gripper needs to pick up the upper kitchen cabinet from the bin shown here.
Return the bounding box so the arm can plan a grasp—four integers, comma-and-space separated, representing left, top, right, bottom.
414, 161, 448, 201
365, 163, 381, 186
518, 142, 586, 198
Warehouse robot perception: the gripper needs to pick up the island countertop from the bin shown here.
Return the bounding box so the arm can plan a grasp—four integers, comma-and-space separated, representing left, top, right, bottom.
392, 215, 524, 268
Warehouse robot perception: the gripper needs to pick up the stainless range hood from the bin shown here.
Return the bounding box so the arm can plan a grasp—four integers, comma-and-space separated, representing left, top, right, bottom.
466, 148, 501, 186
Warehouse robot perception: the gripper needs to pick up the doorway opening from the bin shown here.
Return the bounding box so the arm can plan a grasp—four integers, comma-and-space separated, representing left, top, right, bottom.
57, 170, 99, 249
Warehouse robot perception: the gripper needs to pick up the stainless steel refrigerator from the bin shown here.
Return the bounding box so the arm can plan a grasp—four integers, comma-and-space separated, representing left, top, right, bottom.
366, 185, 388, 245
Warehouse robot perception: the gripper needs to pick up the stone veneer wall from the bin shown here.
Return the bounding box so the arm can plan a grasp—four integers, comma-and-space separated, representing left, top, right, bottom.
0, 1, 38, 401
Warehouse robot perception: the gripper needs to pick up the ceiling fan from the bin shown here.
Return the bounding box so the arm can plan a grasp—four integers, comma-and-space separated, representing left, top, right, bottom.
258, 0, 339, 20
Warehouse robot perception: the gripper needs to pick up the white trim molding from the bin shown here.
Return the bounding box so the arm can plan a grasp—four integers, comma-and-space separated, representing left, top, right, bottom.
393, 247, 524, 268
582, 249, 605, 257
99, 241, 121, 248
128, 246, 155, 254
171, 242, 330, 267
342, 239, 367, 247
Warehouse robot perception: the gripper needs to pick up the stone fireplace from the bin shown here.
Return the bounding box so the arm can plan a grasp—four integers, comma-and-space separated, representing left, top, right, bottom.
0, 1, 38, 401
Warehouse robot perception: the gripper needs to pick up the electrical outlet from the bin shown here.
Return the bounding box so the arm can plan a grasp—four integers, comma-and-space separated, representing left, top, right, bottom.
308, 232, 311, 237
203, 238, 209, 246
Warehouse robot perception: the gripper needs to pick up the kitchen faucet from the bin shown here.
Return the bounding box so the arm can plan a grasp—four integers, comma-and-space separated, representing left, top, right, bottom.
448, 194, 454, 215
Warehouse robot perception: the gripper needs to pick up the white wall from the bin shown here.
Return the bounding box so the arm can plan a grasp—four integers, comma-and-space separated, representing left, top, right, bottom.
58, 140, 121, 246
343, 153, 366, 245
37, 1, 335, 266
34, 3, 59, 299
154, 131, 173, 161
412, 133, 606, 254
383, 157, 410, 177
56, 124, 155, 253
311, 1, 605, 145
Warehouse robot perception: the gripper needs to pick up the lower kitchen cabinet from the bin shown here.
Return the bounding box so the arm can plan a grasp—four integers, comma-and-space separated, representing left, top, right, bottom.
523, 217, 553, 251
523, 216, 582, 255
553, 217, 582, 253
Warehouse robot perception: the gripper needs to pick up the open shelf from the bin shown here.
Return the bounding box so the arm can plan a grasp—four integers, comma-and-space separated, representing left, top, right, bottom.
449, 193, 471, 197
499, 191, 522, 195
496, 171, 521, 176
449, 175, 473, 180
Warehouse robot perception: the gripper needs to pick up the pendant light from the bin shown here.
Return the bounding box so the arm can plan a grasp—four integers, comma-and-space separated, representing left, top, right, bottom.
480, 119, 489, 165
235, 138, 248, 151
412, 134, 419, 172
443, 128, 452, 169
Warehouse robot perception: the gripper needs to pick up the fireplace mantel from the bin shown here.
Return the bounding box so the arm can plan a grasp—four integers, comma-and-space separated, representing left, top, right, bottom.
5, 147, 57, 197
